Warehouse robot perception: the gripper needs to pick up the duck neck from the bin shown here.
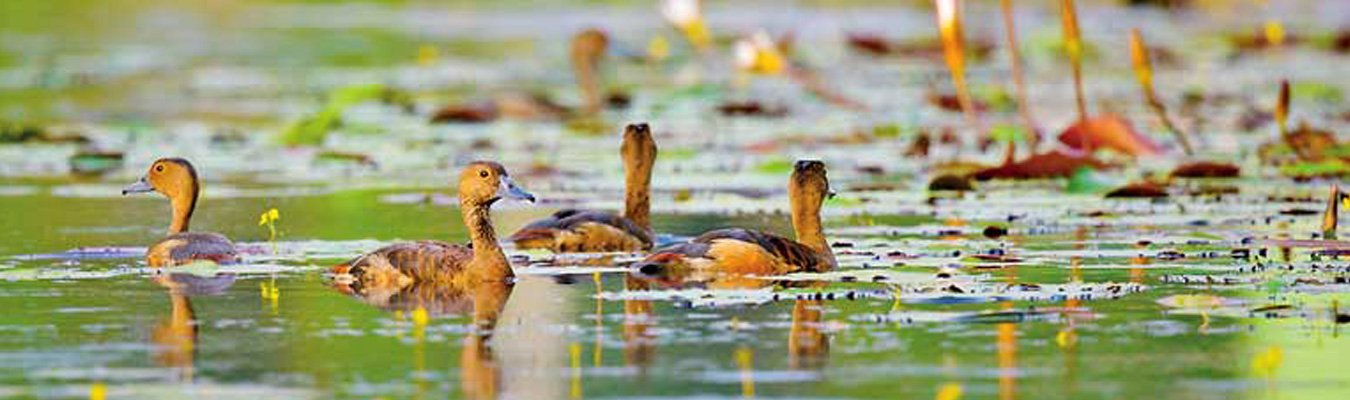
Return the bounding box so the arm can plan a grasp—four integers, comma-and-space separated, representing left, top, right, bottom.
623, 156, 652, 231
463, 199, 512, 281
791, 197, 835, 269
1324, 185, 1342, 240
168, 182, 198, 235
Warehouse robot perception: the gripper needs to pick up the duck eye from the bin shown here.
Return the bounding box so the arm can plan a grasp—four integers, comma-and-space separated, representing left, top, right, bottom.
479, 170, 489, 178
154, 164, 164, 173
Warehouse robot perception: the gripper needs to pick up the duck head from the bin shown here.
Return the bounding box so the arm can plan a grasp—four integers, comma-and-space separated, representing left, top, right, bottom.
621, 123, 658, 170
124, 158, 201, 234
789, 160, 833, 207
123, 158, 199, 199
459, 161, 535, 206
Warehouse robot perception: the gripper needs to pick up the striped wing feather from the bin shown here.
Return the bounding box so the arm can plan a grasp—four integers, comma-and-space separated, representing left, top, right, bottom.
147, 232, 240, 267
691, 228, 828, 273
338, 241, 474, 288
510, 209, 653, 252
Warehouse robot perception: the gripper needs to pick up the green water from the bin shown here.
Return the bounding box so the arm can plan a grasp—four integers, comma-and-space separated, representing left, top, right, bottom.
0, 181, 1285, 399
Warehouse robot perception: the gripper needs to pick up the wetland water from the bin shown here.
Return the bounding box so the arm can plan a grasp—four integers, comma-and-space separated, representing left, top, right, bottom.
3, 0, 1350, 399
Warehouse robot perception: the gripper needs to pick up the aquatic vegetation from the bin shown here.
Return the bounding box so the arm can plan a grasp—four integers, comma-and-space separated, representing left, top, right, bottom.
258, 208, 281, 253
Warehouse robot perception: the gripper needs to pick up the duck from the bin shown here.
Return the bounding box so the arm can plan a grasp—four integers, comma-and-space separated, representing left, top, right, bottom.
122, 158, 240, 267
509, 123, 658, 252
333, 161, 536, 288
572, 28, 610, 115
631, 160, 836, 287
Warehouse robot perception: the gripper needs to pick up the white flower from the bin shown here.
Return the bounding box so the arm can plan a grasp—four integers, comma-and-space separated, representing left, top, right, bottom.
935, 0, 959, 31
661, 0, 701, 27
734, 37, 757, 69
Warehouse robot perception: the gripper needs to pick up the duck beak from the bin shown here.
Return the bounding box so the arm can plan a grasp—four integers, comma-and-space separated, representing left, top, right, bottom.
122, 176, 153, 195
827, 188, 837, 199
498, 176, 536, 204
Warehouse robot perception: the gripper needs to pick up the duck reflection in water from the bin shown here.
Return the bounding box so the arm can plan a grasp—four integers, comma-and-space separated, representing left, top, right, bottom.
149, 272, 237, 382
621, 276, 656, 375
789, 295, 829, 370
334, 278, 514, 400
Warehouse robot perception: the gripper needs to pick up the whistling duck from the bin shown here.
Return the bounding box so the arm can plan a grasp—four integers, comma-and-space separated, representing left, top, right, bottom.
509, 123, 658, 252
632, 160, 836, 286
122, 158, 239, 267
572, 28, 609, 115
334, 161, 535, 288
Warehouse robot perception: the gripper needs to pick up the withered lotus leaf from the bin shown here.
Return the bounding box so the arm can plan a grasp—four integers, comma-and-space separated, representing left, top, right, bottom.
1057, 115, 1163, 157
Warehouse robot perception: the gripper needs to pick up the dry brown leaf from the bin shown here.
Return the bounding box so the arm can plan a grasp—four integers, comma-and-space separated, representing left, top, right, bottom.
1057, 115, 1163, 157
972, 150, 1111, 181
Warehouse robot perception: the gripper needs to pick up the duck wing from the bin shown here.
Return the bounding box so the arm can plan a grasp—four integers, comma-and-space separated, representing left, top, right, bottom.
692, 229, 829, 273
149, 232, 240, 267
634, 229, 827, 278
336, 241, 473, 288
509, 209, 653, 252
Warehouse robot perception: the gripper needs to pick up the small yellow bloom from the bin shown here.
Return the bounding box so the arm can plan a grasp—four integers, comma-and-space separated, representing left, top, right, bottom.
1055, 328, 1077, 348
936, 382, 962, 400
411, 306, 429, 327
1252, 346, 1283, 378
1264, 20, 1285, 46
258, 208, 280, 226
734, 31, 785, 75
648, 35, 670, 62
89, 382, 107, 400
417, 44, 439, 67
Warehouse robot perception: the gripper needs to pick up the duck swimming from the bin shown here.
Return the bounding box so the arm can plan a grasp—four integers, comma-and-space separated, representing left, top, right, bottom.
572, 28, 609, 115
632, 160, 835, 287
122, 158, 239, 267
333, 161, 535, 288
509, 123, 657, 252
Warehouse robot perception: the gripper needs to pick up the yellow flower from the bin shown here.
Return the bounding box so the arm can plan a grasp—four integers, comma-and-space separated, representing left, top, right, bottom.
1056, 328, 1078, 348
936, 382, 962, 400
411, 306, 429, 327
1252, 346, 1283, 378
258, 208, 280, 226
417, 44, 439, 67
648, 35, 670, 62
89, 383, 107, 400
1264, 20, 1285, 46
734, 31, 785, 75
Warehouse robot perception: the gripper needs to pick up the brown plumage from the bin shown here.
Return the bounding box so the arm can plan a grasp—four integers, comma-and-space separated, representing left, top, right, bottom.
333, 161, 536, 290
571, 28, 609, 115
510, 123, 657, 252
123, 158, 239, 267
632, 160, 835, 288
